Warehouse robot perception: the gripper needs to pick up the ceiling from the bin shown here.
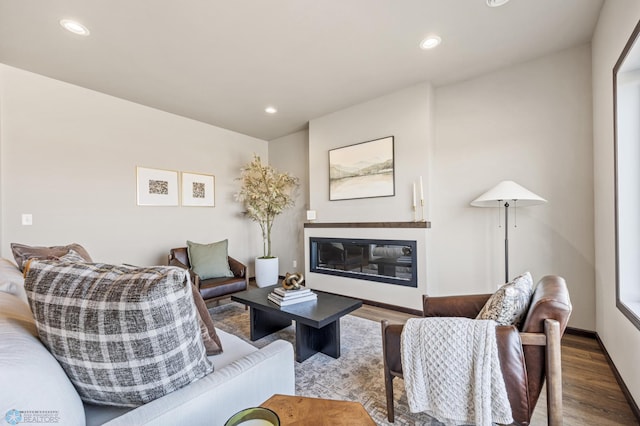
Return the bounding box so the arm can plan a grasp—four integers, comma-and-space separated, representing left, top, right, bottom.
0, 0, 603, 141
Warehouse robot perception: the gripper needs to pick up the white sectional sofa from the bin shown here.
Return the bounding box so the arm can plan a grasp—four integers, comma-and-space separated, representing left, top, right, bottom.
0, 258, 295, 426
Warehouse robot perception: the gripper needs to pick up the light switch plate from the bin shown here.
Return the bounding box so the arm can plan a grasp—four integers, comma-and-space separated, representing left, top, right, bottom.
21, 214, 33, 226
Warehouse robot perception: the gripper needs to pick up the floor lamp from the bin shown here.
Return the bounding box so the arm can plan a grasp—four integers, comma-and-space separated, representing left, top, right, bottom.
470, 180, 547, 283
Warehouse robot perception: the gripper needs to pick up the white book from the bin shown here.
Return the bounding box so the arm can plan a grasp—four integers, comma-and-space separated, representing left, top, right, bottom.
273, 287, 312, 298
268, 291, 316, 303
268, 292, 316, 303
274, 294, 317, 306
268, 293, 317, 306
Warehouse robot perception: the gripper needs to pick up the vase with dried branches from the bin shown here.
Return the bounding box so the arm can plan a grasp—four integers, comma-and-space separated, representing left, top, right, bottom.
236, 154, 299, 286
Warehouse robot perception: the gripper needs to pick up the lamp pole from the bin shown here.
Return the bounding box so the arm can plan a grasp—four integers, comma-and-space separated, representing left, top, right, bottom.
503, 201, 509, 283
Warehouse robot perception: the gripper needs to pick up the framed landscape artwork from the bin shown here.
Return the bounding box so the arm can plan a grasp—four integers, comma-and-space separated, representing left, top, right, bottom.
329, 136, 395, 201
181, 172, 215, 207
136, 167, 179, 206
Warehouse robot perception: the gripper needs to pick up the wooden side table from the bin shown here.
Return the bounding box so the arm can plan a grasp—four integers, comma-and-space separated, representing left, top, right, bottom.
261, 394, 375, 425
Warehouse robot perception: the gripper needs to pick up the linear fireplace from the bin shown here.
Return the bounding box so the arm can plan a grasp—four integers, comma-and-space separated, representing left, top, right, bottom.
309, 237, 417, 287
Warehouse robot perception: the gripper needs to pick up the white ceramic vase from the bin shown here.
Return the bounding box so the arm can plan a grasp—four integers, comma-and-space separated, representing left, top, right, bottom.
255, 256, 279, 287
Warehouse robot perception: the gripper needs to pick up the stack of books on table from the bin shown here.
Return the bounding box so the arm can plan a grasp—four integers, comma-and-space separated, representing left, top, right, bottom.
267, 287, 317, 306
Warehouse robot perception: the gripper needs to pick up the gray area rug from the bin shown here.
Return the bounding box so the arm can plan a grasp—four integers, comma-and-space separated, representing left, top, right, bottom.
208, 303, 443, 425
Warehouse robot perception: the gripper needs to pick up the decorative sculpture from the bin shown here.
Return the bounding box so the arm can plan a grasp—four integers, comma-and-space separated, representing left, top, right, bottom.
282, 272, 305, 290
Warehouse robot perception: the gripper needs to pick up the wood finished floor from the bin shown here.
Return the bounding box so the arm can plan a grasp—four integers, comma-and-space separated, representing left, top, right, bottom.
351, 304, 639, 426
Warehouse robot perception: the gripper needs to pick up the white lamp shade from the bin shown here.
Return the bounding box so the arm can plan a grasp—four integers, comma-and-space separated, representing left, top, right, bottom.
470, 180, 546, 207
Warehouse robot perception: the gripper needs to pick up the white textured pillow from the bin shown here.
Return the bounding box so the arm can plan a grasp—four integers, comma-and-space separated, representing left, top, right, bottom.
0, 292, 85, 425
25, 261, 213, 407
477, 272, 534, 327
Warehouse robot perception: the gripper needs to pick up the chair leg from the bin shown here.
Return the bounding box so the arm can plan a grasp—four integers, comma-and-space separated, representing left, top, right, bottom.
381, 320, 396, 423
545, 319, 563, 426
385, 369, 395, 422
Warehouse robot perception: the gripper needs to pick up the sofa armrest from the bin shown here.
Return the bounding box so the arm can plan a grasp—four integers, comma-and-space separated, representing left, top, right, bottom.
422, 293, 492, 318
103, 340, 294, 426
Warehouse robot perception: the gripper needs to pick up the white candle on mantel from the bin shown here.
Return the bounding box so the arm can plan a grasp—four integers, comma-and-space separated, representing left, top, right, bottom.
419, 176, 424, 202
412, 182, 416, 207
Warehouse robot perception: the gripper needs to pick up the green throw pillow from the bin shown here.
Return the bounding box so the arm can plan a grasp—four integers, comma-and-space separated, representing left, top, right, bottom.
187, 239, 234, 280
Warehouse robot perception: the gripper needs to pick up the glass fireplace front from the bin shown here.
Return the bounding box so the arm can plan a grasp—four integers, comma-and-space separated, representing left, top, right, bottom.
309, 237, 417, 287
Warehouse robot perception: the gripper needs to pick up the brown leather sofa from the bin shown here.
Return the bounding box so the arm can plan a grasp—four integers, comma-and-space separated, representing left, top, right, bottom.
168, 247, 248, 303
381, 275, 572, 425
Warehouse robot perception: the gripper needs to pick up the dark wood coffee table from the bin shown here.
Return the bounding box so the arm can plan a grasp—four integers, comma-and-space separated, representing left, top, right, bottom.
231, 285, 362, 362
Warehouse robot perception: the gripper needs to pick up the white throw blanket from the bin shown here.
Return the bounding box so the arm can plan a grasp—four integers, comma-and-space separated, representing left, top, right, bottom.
400, 317, 513, 426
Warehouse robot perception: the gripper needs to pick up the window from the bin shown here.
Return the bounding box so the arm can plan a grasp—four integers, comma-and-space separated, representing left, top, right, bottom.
614, 19, 640, 330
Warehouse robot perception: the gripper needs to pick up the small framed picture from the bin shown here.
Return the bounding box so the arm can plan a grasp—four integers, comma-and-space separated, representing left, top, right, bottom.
181, 172, 215, 207
136, 167, 179, 206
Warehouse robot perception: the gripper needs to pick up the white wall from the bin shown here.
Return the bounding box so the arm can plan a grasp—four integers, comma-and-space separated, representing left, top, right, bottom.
268, 130, 309, 277
592, 0, 640, 406
309, 82, 434, 223
0, 64, 267, 267
434, 45, 595, 330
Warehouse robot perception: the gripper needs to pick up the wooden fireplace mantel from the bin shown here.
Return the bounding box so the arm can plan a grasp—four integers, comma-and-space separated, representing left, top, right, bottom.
303, 221, 430, 229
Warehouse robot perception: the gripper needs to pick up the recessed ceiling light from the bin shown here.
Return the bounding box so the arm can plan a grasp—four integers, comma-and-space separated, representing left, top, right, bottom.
265, 106, 278, 114
420, 35, 441, 50
60, 19, 90, 36
486, 0, 511, 7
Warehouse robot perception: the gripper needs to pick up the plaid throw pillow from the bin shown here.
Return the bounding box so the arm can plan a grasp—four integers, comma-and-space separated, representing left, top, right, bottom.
24, 261, 213, 407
